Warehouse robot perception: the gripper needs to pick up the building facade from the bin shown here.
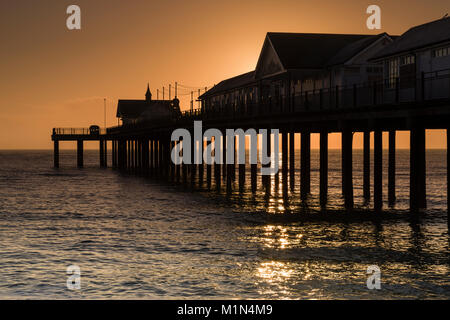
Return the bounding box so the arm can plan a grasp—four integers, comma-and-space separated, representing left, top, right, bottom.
200, 32, 395, 113
371, 17, 450, 101
116, 85, 181, 125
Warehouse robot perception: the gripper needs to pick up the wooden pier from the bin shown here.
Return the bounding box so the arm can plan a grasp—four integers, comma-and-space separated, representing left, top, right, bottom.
52, 72, 450, 219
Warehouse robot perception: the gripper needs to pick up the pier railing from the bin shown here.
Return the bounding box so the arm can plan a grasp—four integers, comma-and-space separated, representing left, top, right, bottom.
106, 69, 450, 134
53, 128, 107, 135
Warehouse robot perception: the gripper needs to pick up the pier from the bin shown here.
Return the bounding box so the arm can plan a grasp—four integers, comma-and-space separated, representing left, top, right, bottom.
52, 70, 450, 219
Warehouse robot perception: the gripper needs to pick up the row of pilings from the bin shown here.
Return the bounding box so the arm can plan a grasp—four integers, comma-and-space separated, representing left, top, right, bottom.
107, 127, 447, 215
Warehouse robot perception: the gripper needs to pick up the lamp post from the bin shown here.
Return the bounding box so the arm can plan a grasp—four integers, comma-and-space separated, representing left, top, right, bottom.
104, 98, 106, 129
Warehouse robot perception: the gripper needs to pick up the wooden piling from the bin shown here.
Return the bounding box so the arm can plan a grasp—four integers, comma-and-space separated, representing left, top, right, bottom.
53, 140, 59, 168
206, 141, 212, 188
238, 136, 245, 191
199, 139, 204, 185
149, 139, 153, 176
388, 130, 396, 206
213, 137, 220, 187
135, 140, 139, 173
143, 139, 149, 175
410, 127, 426, 210
104, 140, 108, 168
111, 140, 115, 168
447, 128, 449, 226
127, 140, 131, 171
159, 140, 165, 178
282, 131, 288, 178
289, 131, 295, 191
99, 140, 105, 167
191, 134, 196, 184
342, 130, 353, 209
222, 134, 227, 179
320, 131, 328, 207
363, 130, 370, 201
119, 140, 125, 170
77, 140, 83, 168
374, 130, 383, 211
264, 131, 272, 191
300, 132, 310, 199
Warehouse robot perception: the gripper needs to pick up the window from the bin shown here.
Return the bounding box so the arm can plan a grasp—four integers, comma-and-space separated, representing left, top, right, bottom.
432, 46, 449, 58
400, 55, 415, 65
387, 58, 399, 88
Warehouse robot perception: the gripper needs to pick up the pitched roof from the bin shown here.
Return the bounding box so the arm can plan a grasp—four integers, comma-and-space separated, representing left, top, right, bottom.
199, 71, 255, 99
200, 32, 393, 99
116, 100, 174, 118
266, 32, 375, 69
326, 33, 392, 66
371, 17, 450, 60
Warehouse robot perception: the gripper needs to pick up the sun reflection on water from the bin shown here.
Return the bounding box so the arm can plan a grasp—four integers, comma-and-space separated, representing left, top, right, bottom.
257, 261, 294, 283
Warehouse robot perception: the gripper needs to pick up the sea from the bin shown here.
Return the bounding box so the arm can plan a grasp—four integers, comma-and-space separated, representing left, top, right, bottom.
0, 149, 448, 299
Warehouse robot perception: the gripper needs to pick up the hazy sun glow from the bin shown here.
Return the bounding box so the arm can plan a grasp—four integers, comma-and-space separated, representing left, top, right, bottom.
0, 0, 448, 149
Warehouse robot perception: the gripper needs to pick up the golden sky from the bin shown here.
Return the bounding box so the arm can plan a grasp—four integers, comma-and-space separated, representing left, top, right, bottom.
0, 0, 448, 149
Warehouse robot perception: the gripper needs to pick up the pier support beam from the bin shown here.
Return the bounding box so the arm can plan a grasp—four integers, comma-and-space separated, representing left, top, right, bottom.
447, 128, 449, 225
135, 140, 139, 174
159, 139, 163, 177
119, 140, 125, 170
263, 130, 272, 191
374, 130, 383, 212
320, 131, 328, 207
77, 140, 83, 168
222, 133, 227, 179
199, 139, 205, 185
53, 140, 59, 168
149, 140, 154, 176
213, 137, 220, 187
112, 141, 115, 168
410, 127, 426, 210
342, 130, 353, 209
282, 131, 288, 180
289, 131, 295, 191
99, 140, 105, 168
239, 163, 245, 191
281, 131, 288, 197
300, 132, 311, 199
104, 140, 107, 168
238, 135, 245, 191
363, 131, 370, 201
191, 133, 197, 184
131, 140, 135, 172
206, 140, 212, 188
388, 130, 396, 206
137, 140, 142, 174
127, 140, 131, 171
143, 139, 149, 175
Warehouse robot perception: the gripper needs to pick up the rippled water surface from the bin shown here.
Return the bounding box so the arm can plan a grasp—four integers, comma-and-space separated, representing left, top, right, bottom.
0, 150, 448, 299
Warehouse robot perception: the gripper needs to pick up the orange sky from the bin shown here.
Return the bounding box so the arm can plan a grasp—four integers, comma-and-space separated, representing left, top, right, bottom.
0, 0, 449, 149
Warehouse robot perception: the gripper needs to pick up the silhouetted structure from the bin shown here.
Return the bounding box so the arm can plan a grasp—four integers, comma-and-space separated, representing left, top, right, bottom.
117, 84, 181, 125
52, 18, 450, 222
